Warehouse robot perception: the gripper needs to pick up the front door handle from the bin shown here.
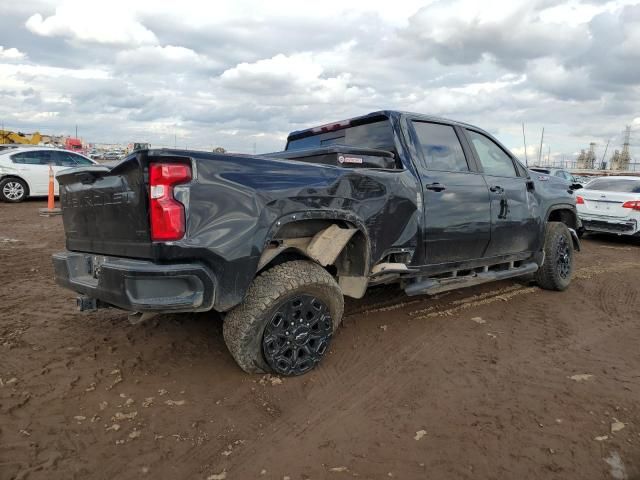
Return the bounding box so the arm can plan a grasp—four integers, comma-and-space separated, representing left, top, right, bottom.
489, 185, 504, 194
425, 182, 446, 192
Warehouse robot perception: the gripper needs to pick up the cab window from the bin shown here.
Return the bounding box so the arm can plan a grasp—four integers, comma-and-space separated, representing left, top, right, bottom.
412, 122, 469, 172
466, 130, 517, 177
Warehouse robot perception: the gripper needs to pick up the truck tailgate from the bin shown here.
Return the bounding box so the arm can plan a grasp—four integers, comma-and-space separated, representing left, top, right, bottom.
56, 157, 153, 258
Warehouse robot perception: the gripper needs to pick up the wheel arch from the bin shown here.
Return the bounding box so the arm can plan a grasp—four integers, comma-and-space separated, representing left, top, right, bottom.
258, 214, 371, 299
545, 204, 578, 230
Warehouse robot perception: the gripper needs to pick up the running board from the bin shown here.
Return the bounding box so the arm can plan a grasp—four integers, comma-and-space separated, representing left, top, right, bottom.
404, 261, 538, 296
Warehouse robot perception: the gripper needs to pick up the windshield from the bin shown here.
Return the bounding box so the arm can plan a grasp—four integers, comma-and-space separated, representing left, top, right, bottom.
585, 178, 640, 193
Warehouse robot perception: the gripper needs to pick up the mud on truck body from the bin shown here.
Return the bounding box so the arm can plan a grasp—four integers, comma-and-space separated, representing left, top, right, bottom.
53, 111, 581, 375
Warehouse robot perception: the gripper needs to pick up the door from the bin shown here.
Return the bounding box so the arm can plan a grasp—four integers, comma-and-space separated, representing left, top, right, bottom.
411, 121, 491, 264
465, 129, 540, 257
10, 150, 53, 195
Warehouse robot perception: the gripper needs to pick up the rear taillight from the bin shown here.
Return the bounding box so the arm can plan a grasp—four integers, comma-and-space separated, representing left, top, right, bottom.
622, 200, 640, 211
149, 163, 191, 241
576, 195, 585, 205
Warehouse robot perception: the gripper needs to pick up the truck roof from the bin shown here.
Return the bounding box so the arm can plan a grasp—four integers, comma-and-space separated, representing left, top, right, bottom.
287, 110, 478, 142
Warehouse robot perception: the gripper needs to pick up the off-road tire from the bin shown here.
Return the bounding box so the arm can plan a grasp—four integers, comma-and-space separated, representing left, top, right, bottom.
223, 260, 344, 375
0, 177, 28, 202
535, 222, 574, 291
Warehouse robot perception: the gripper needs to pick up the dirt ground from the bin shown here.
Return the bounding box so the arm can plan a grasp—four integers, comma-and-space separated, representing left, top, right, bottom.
1, 200, 639, 480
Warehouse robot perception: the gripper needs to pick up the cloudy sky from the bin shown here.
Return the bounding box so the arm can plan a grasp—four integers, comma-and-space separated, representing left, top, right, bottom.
1, 0, 639, 164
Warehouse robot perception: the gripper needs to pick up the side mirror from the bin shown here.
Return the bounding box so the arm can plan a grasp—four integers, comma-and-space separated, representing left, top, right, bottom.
571, 183, 583, 190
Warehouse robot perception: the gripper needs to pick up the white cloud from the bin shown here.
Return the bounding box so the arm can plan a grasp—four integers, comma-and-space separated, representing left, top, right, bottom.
221, 54, 323, 93
26, 2, 157, 45
115, 45, 218, 71
219, 53, 368, 104
0, 46, 26, 60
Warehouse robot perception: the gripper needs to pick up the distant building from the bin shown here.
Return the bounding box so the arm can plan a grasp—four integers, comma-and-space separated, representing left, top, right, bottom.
610, 126, 631, 171
576, 142, 596, 169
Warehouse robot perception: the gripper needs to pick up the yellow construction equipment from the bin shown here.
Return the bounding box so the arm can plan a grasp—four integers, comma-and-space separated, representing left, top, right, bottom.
0, 129, 42, 145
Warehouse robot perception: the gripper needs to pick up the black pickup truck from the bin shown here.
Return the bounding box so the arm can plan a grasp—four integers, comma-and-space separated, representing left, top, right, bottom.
53, 111, 581, 376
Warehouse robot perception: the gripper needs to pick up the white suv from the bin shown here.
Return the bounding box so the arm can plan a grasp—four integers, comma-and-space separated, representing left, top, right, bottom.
0, 147, 97, 202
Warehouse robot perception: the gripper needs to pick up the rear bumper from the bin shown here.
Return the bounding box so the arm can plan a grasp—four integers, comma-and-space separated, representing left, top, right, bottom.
579, 215, 638, 235
53, 251, 216, 312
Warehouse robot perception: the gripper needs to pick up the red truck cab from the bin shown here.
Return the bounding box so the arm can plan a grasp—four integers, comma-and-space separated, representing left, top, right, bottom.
64, 138, 83, 153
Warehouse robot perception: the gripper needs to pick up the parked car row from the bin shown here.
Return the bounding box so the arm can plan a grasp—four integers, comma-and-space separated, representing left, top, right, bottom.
88, 150, 125, 161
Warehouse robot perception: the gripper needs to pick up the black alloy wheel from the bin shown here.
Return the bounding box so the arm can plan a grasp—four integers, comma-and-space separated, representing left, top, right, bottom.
262, 294, 333, 376
556, 236, 571, 279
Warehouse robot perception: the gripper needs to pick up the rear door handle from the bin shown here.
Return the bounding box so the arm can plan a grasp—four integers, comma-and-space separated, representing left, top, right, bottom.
489, 185, 504, 194
425, 182, 446, 192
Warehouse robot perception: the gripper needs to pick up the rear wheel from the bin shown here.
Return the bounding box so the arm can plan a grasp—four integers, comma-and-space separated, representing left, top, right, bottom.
0, 178, 28, 202
223, 260, 344, 375
535, 222, 574, 291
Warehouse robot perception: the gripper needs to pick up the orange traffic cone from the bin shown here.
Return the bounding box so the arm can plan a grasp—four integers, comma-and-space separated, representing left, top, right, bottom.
39, 164, 62, 216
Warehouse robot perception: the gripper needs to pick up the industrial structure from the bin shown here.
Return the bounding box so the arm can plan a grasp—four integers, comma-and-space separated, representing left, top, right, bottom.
610, 126, 632, 171
576, 142, 597, 169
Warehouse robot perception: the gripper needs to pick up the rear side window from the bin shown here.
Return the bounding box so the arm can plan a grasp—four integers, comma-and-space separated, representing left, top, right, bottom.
412, 122, 469, 172
466, 130, 517, 177
51, 151, 93, 166
73, 155, 94, 166
51, 151, 77, 166
585, 178, 640, 193
11, 151, 52, 165
287, 120, 396, 154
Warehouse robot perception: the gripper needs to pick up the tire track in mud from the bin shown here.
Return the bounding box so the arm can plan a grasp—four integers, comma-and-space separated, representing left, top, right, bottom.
411, 286, 539, 320
596, 281, 638, 321
574, 261, 640, 280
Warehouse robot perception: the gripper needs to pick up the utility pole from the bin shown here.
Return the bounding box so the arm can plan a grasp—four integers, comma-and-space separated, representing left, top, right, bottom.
75, 124, 78, 139
538, 127, 544, 165
601, 139, 610, 170
522, 123, 528, 166
547, 145, 551, 166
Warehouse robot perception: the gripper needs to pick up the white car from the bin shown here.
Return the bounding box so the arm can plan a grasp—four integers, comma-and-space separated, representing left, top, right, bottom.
0, 147, 97, 202
576, 176, 640, 236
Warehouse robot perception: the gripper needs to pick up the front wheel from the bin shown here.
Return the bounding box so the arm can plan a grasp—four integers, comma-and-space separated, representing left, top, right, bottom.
223, 260, 344, 376
0, 178, 28, 202
535, 222, 574, 291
